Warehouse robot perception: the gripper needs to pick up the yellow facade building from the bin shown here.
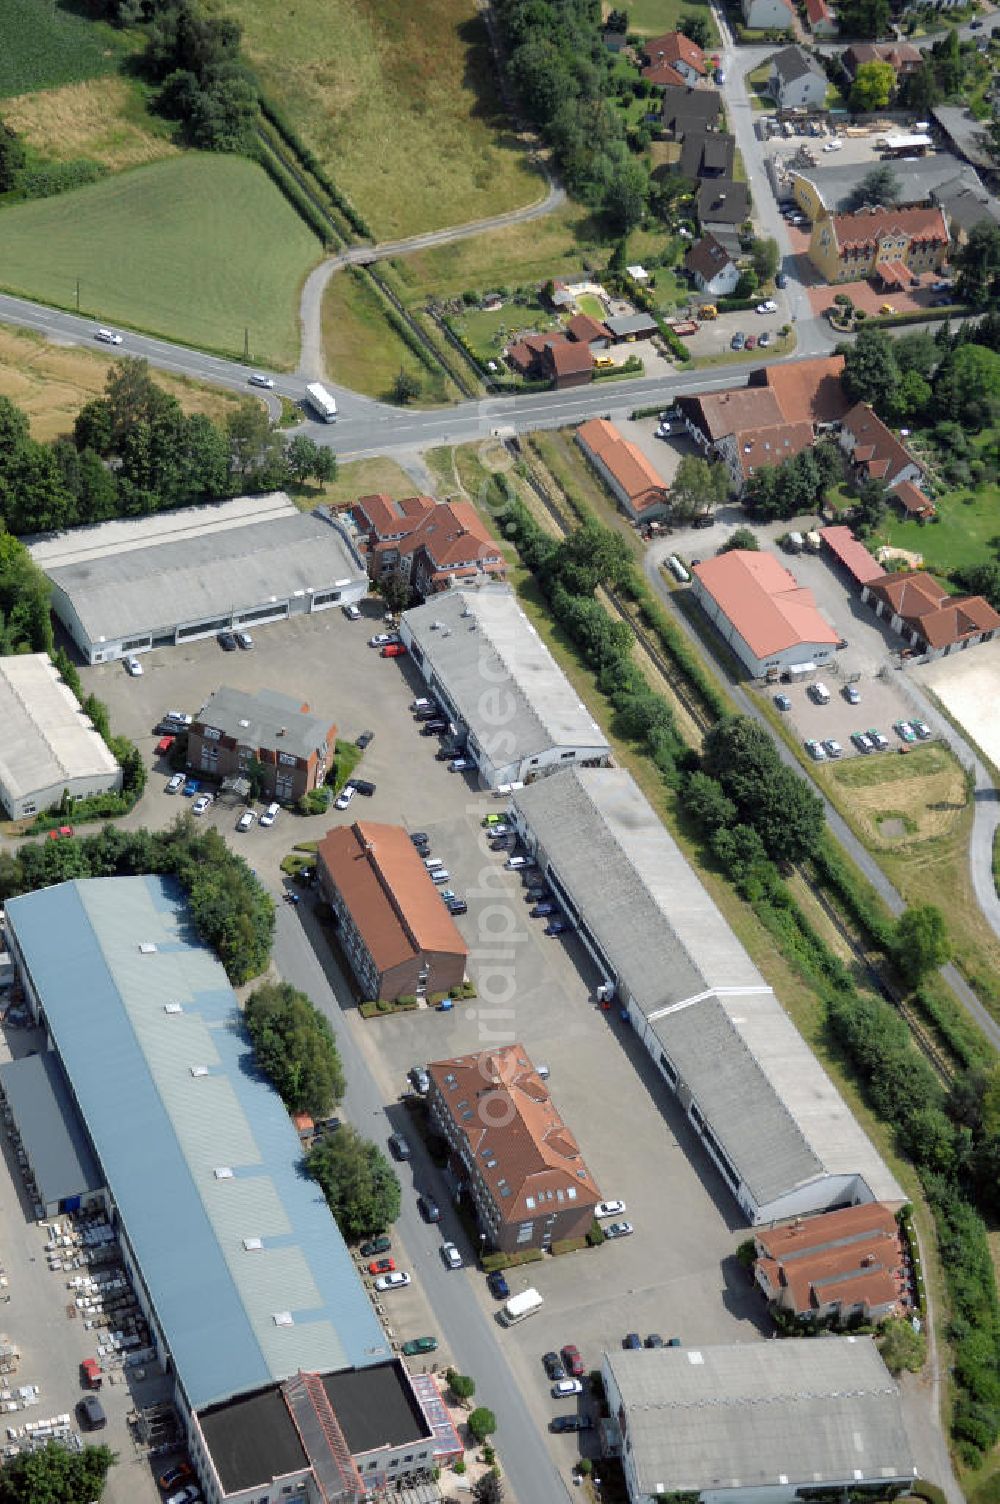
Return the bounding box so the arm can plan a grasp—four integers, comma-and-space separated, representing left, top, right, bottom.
807, 204, 950, 286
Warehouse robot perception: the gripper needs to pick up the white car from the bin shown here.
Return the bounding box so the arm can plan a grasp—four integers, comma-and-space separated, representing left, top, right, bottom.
259, 802, 280, 827
165, 1488, 201, 1504
335, 785, 356, 811
192, 794, 213, 816
95, 328, 123, 345
823, 137, 843, 151
440, 1242, 462, 1270
248, 373, 275, 389
756, 300, 777, 314
237, 809, 256, 831
505, 855, 536, 870
595, 1200, 627, 1220
369, 633, 392, 648
124, 655, 143, 676
374, 1271, 411, 1292
166, 773, 185, 794
449, 758, 471, 772
235, 631, 253, 650
342, 604, 361, 620
552, 1379, 584, 1398
604, 1221, 634, 1240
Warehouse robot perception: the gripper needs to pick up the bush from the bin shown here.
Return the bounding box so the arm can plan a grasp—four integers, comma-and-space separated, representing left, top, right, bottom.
480, 1248, 544, 1272
15, 159, 108, 200
245, 980, 344, 1117
467, 1408, 496, 1443
446, 1369, 476, 1402
550, 1236, 588, 1255
305, 1125, 401, 1241
586, 1220, 606, 1247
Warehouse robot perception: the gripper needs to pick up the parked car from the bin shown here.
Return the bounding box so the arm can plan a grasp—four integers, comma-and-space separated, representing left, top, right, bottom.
248, 372, 275, 388
409, 1066, 430, 1095
823, 137, 843, 151
388, 1133, 411, 1160
487, 1270, 510, 1300
183, 779, 200, 796
164, 1488, 200, 1504
124, 655, 143, 676
217, 631, 237, 651
645, 1333, 665, 1348
335, 785, 356, 811
745, 334, 757, 351
417, 1193, 441, 1223
421, 720, 449, 735
342, 603, 361, 620
605, 1221, 634, 1239
808, 681, 831, 704
894, 720, 917, 743
844, 684, 861, 704
401, 1336, 438, 1356
595, 1200, 626, 1219
369, 633, 393, 647
774, 693, 791, 711
95, 327, 123, 345
431, 869, 451, 884
440, 1242, 463, 1269
482, 814, 506, 827
411, 698, 435, 712
77, 1394, 107, 1430
368, 1257, 395, 1275
506, 855, 535, 870
158, 1463, 194, 1492
822, 739, 843, 759
410, 831, 429, 845
851, 731, 874, 753
352, 778, 376, 797
623, 1332, 642, 1350
235, 631, 253, 650
561, 1344, 585, 1378
160, 711, 193, 732
543, 1351, 566, 1381
756, 300, 777, 314
731, 331, 746, 351
381, 643, 407, 658
166, 773, 185, 794
804, 739, 827, 761
449, 757, 471, 772
545, 919, 571, 936
867, 727, 890, 751
360, 1235, 391, 1258
759, 332, 772, 348
374, 1272, 411, 1292
552, 1379, 583, 1398
436, 746, 458, 761
551, 1415, 593, 1433
155, 735, 175, 756
236, 809, 256, 831
912, 719, 932, 739
775, 271, 788, 288
531, 902, 556, 918
259, 801, 280, 826
192, 794, 213, 815
447, 899, 468, 915
356, 730, 375, 749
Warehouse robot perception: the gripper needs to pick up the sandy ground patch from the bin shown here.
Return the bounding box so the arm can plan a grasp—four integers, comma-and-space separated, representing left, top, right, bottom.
916, 639, 1000, 770
2, 77, 178, 171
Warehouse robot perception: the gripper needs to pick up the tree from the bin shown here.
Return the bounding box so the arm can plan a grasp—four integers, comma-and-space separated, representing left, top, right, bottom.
392, 369, 422, 405
934, 342, 1000, 429
837, 0, 889, 37
878, 1317, 927, 1376
542, 520, 633, 596
474, 1469, 505, 1504
376, 573, 412, 615
839, 325, 900, 412
678, 12, 711, 47
668, 454, 729, 522
467, 1408, 497, 1444
849, 60, 896, 112
245, 981, 345, 1117
226, 399, 287, 479
893, 904, 952, 986
702, 717, 825, 864
902, 61, 938, 115
287, 434, 322, 485
847, 163, 901, 211
735, 268, 758, 299
446, 1369, 476, 1402
683, 771, 737, 833
604, 157, 649, 233
0, 529, 55, 654
0, 119, 26, 193
954, 221, 1000, 307
0, 1440, 115, 1504
751, 236, 780, 284
305, 1125, 401, 1241
718, 526, 759, 554
955, 560, 1000, 612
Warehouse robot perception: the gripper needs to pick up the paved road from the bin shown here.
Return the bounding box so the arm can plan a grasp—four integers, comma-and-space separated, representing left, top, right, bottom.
644, 541, 1000, 1055
297, 176, 567, 380
271, 903, 571, 1504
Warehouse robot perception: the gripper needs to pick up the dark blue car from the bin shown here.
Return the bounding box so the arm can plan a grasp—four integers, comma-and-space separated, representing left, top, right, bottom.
531, 902, 555, 918
545, 919, 570, 936
487, 1270, 510, 1300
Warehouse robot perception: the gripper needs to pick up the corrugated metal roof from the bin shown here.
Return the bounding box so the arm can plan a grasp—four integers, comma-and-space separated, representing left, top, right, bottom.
0, 1052, 101, 1207
0, 654, 120, 803
4, 877, 390, 1410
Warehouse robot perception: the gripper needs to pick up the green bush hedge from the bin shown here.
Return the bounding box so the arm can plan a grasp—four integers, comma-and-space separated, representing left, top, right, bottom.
255, 136, 333, 246
15, 159, 108, 200
359, 996, 420, 1018
481, 1248, 545, 1272
258, 94, 373, 238
551, 1236, 588, 1255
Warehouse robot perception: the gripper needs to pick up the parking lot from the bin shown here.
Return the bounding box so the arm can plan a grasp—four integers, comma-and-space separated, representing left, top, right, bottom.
767, 675, 925, 760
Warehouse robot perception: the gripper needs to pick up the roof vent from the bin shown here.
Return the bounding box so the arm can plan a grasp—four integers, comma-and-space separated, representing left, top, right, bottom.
687, 1351, 705, 1364
190, 1065, 210, 1078
243, 1237, 263, 1252
138, 943, 157, 955
277, 727, 286, 737
214, 1167, 234, 1180
273, 1311, 294, 1327
163, 1003, 183, 1015
239, 718, 250, 729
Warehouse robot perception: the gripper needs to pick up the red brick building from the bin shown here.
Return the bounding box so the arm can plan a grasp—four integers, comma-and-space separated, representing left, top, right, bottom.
352, 495, 504, 597
317, 821, 468, 1002
188, 686, 335, 802
506, 333, 594, 388
426, 1045, 601, 1253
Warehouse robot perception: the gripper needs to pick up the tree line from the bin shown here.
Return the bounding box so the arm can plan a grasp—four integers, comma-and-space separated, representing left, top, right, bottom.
0, 358, 333, 537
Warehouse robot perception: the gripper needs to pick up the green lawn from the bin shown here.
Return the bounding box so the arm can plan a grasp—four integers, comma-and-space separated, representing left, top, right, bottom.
0, 0, 130, 97
875, 483, 1000, 574
0, 155, 320, 367
454, 300, 559, 361
229, 0, 544, 239
322, 269, 452, 404
610, 0, 719, 41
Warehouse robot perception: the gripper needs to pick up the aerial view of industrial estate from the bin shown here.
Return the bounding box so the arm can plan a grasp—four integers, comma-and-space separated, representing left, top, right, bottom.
4, 1, 1000, 1503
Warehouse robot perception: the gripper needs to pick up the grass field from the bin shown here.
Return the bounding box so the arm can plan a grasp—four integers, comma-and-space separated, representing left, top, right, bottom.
322, 269, 452, 404
876, 482, 1000, 574
2, 77, 178, 172
454, 299, 560, 361
296, 456, 422, 512
226, 0, 543, 239
0, 155, 320, 366
604, 0, 720, 40
0, 0, 130, 98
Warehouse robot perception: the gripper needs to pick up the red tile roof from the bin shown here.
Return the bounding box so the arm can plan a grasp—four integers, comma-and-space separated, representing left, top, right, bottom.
758, 1204, 899, 1259
891, 480, 936, 517
842, 403, 921, 486
566, 313, 610, 344
868, 570, 949, 617
354, 493, 435, 536
576, 418, 670, 514
871, 572, 1000, 648
733, 421, 815, 477
819, 526, 886, 586
371, 499, 500, 572
642, 60, 688, 88
756, 355, 848, 426
643, 30, 706, 73
830, 204, 949, 254
681, 387, 784, 443
917, 596, 1000, 647
546, 336, 594, 377
755, 1204, 903, 1317
427, 1045, 601, 1225
693, 551, 840, 657
805, 0, 832, 26
318, 821, 468, 974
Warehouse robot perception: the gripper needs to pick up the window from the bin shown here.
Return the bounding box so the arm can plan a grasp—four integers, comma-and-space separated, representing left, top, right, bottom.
279, 752, 297, 767
203, 726, 222, 742
276, 774, 294, 799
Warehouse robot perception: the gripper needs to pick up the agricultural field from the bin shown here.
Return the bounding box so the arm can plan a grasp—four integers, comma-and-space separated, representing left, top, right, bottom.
224, 0, 543, 239
321, 269, 453, 404
0, 0, 130, 98
0, 323, 245, 443
2, 77, 178, 172
0, 155, 320, 367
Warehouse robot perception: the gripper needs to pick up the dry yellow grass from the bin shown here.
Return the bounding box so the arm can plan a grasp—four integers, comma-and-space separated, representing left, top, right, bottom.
295, 456, 421, 512
831, 764, 968, 848
2, 77, 178, 171
0, 323, 243, 441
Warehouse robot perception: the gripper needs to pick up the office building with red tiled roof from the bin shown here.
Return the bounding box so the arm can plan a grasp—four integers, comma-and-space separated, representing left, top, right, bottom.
352, 496, 504, 598
576, 418, 671, 521
691, 551, 840, 678
863, 571, 1000, 659
317, 822, 468, 1002
809, 203, 949, 285
839, 404, 923, 490
754, 1203, 904, 1321
426, 1045, 601, 1252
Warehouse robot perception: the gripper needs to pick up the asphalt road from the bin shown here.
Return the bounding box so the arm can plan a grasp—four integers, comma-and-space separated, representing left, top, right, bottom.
271, 903, 572, 1504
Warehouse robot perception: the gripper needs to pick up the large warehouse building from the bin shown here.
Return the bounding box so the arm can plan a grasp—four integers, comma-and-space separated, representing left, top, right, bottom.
0, 652, 121, 818
399, 585, 610, 789
3, 876, 458, 1504
511, 769, 903, 1223
602, 1338, 914, 1504
30, 493, 367, 664
691, 550, 840, 679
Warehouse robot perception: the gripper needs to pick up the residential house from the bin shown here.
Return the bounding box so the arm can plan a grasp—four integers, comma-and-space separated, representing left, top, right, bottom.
754, 1204, 905, 1322
565, 312, 612, 348
742, 0, 795, 31
691, 549, 840, 677
808, 203, 950, 285
317, 820, 468, 1002
862, 571, 1000, 659
188, 686, 335, 802
679, 128, 736, 180
696, 180, 752, 252
576, 418, 671, 522
890, 479, 936, 519
839, 402, 923, 489
769, 46, 829, 111
642, 30, 707, 88
506, 332, 594, 388
684, 233, 741, 296
842, 41, 921, 79
804, 0, 837, 37
426, 1044, 601, 1253
352, 494, 505, 597
661, 84, 722, 137
931, 170, 1000, 244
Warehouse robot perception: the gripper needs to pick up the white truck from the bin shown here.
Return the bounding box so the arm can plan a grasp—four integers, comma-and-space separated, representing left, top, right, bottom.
305, 382, 338, 423
500, 1287, 543, 1325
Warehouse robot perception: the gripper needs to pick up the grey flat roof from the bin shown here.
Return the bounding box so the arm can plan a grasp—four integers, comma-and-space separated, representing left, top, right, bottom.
0, 654, 119, 801
931, 107, 994, 169
605, 313, 659, 336
514, 770, 903, 1208
31, 494, 365, 644
606, 1337, 914, 1493
5, 877, 390, 1411
198, 687, 333, 762
402, 587, 608, 766
795, 157, 981, 213
0, 1052, 102, 1207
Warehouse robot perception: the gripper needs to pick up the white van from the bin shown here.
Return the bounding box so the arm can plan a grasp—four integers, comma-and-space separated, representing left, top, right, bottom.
500, 1287, 543, 1325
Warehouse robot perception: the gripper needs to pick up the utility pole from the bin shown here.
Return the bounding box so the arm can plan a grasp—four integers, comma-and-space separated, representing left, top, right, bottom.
243, 327, 250, 362
75, 279, 80, 314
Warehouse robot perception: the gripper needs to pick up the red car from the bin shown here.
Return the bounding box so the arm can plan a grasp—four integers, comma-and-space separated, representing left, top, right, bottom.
745, 334, 757, 351
155, 734, 176, 756
368, 1257, 396, 1275
381, 642, 407, 658
47, 825, 74, 841
561, 1343, 585, 1378
158, 1461, 194, 1492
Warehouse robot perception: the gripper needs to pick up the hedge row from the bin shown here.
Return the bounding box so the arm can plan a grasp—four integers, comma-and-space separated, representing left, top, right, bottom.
810, 836, 896, 950
361, 269, 439, 377
258, 94, 373, 239
15, 159, 108, 200
630, 588, 732, 723
255, 137, 332, 247
481, 1248, 544, 1273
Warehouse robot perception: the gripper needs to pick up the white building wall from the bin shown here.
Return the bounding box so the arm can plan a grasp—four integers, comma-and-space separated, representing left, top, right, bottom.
690, 573, 834, 679
0, 764, 123, 822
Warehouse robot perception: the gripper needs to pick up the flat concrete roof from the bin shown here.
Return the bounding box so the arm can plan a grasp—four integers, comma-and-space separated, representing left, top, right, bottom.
0, 654, 119, 803
0, 1052, 102, 1208
198, 1386, 307, 1496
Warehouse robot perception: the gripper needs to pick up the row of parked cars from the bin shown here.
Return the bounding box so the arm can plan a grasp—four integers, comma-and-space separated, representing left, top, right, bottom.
485, 817, 575, 936
410, 831, 467, 916
411, 695, 471, 773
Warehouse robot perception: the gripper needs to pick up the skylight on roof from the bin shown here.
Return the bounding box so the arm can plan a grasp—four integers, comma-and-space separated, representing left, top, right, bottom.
139, 943, 157, 955
190, 1065, 209, 1078
163, 1003, 183, 1015
273, 1311, 294, 1327
213, 1167, 233, 1180
243, 1237, 263, 1252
